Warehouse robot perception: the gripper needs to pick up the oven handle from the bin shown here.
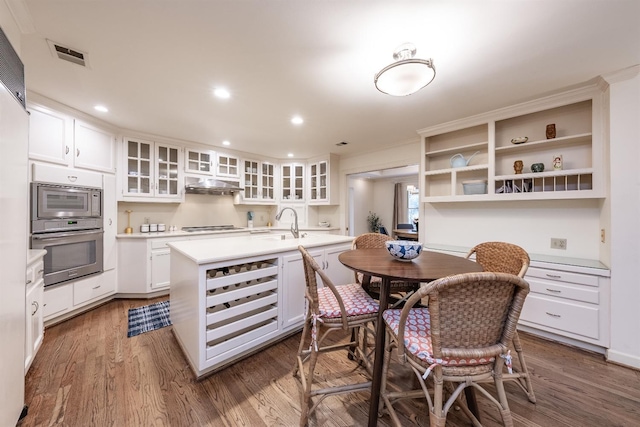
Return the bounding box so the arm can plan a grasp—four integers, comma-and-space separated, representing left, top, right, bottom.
32, 229, 104, 240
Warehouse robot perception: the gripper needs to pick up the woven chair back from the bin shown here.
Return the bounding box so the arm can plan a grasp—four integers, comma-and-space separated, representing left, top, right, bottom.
352, 232, 393, 250
467, 241, 530, 278
417, 272, 529, 360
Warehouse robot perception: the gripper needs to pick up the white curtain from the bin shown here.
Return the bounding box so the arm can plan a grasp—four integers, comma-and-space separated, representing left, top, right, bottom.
392, 183, 406, 229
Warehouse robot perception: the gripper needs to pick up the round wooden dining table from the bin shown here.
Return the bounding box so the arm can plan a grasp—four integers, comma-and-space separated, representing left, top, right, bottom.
338, 248, 484, 426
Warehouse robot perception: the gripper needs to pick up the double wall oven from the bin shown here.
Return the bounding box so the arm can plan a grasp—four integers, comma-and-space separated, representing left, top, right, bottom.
30, 182, 104, 287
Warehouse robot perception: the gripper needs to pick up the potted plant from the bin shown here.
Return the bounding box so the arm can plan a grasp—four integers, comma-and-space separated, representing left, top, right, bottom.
367, 211, 382, 233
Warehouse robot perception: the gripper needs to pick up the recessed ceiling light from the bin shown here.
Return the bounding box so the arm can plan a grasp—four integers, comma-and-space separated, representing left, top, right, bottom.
222, 140, 231, 146
291, 116, 303, 125
214, 88, 231, 99
94, 105, 108, 112
287, 153, 294, 157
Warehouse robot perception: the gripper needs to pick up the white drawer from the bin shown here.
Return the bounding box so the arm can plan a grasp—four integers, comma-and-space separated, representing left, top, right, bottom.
526, 267, 599, 287
150, 237, 185, 249
73, 274, 116, 305
527, 277, 599, 304
520, 294, 600, 340
43, 283, 73, 320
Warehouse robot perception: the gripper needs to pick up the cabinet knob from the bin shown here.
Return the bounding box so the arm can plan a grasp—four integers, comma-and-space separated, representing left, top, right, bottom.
67, 175, 78, 182
26, 279, 32, 285
76, 148, 80, 157
65, 145, 69, 155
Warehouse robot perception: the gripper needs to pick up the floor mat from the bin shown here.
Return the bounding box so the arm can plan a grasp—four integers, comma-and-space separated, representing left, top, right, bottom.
127, 300, 171, 337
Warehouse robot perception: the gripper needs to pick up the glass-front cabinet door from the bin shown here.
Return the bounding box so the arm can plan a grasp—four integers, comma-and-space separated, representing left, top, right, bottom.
243, 160, 259, 200
217, 153, 239, 178
282, 163, 304, 202
261, 162, 275, 201
309, 160, 328, 202
125, 138, 153, 197
156, 144, 181, 198
185, 149, 214, 175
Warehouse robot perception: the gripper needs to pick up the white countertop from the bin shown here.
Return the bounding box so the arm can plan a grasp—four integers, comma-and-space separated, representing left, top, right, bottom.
168, 233, 354, 264
425, 243, 610, 275
116, 226, 339, 239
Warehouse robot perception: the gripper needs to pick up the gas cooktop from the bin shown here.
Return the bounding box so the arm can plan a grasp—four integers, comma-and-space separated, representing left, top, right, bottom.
181, 225, 244, 232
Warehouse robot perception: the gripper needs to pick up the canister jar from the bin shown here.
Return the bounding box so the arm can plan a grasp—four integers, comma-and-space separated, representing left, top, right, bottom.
140, 224, 150, 233
149, 223, 158, 232
157, 224, 166, 232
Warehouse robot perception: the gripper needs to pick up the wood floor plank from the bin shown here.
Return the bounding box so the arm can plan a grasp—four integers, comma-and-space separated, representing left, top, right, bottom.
21, 298, 640, 427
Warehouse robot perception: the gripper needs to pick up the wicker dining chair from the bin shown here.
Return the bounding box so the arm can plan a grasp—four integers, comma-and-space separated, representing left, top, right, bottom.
293, 245, 379, 427
352, 233, 420, 305
466, 241, 536, 403
380, 272, 530, 427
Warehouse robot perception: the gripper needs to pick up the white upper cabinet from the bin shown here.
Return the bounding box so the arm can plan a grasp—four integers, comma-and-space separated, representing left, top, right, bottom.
418, 83, 606, 202
308, 154, 339, 205
185, 148, 215, 175
237, 158, 277, 204
28, 105, 116, 173
281, 162, 305, 202
121, 137, 183, 202
73, 120, 116, 173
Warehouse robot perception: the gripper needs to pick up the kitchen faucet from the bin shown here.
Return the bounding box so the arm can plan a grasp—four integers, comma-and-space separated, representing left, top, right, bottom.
275, 207, 299, 239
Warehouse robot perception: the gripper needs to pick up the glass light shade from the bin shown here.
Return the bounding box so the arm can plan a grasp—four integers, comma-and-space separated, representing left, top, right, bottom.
374, 59, 435, 96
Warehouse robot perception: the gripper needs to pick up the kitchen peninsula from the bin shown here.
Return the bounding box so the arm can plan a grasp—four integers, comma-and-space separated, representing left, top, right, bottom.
168, 233, 354, 378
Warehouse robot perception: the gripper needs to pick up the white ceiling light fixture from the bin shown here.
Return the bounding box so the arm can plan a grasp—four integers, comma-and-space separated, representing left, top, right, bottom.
222, 140, 231, 146
94, 105, 108, 112
374, 43, 436, 96
214, 88, 231, 99
291, 116, 304, 125
287, 153, 294, 158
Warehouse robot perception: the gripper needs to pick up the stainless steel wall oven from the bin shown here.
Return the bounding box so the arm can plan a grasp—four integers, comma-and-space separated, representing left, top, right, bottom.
30, 183, 104, 286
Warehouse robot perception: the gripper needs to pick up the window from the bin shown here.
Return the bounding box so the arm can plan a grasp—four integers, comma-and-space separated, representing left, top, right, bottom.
407, 185, 419, 225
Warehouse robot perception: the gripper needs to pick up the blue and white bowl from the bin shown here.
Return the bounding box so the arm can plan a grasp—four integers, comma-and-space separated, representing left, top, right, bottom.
385, 240, 423, 262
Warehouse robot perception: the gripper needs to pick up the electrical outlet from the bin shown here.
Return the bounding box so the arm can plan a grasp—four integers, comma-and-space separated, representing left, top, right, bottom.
550, 238, 567, 250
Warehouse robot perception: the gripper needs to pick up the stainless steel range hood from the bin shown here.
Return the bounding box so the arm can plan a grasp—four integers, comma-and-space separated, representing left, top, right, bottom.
185, 177, 243, 195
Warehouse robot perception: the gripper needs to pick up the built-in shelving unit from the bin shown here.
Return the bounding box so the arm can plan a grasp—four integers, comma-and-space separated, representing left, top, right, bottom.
418, 85, 606, 202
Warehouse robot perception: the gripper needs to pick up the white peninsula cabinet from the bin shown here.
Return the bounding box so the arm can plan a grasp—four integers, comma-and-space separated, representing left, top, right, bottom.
280, 243, 353, 332
169, 234, 353, 378
121, 137, 183, 202
28, 105, 116, 174
418, 83, 606, 202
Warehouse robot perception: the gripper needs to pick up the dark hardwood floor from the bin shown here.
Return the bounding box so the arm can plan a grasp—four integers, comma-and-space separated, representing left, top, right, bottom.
21, 298, 640, 426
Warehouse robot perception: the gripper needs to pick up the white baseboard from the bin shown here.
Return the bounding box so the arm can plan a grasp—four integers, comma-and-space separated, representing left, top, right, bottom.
606, 349, 640, 370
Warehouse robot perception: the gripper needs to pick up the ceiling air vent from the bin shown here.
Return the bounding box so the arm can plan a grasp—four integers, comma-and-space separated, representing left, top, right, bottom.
47, 40, 88, 67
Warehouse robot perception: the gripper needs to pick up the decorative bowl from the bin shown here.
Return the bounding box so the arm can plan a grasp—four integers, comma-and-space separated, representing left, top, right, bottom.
385, 240, 423, 262
531, 163, 545, 173
511, 136, 528, 144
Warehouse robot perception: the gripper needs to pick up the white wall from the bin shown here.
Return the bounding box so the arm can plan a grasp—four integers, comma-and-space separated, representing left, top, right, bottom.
424, 199, 602, 258
348, 177, 374, 235
605, 66, 640, 369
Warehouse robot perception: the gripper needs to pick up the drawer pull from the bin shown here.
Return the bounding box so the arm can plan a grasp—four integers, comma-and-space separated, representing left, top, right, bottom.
32, 301, 39, 315
546, 312, 561, 318
92, 285, 101, 290
546, 274, 561, 279
67, 175, 78, 182
38, 269, 44, 274
546, 288, 562, 293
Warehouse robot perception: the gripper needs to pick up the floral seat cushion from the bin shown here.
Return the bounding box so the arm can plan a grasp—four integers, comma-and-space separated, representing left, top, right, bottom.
318, 283, 379, 318
383, 308, 494, 367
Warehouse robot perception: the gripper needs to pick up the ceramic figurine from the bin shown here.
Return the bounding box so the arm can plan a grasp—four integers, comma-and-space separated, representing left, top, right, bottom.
553, 155, 563, 170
